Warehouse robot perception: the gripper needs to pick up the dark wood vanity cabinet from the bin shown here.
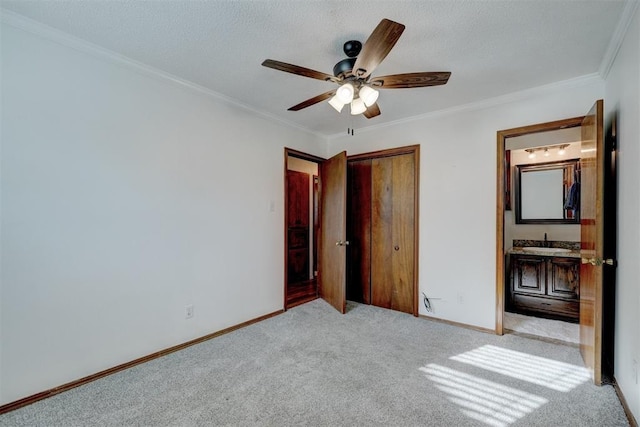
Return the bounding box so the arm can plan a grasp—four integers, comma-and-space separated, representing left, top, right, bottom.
508, 254, 580, 322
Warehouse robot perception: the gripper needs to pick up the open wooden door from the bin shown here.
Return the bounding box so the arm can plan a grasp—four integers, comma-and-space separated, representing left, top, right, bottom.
318, 151, 348, 313
579, 99, 605, 385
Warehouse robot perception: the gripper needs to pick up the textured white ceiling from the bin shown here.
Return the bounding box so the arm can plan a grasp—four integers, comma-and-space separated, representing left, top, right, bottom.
1, 0, 629, 137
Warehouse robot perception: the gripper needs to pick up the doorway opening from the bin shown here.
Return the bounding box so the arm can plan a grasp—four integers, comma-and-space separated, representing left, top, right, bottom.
503, 125, 583, 344
496, 117, 583, 344
284, 149, 324, 309
496, 100, 615, 385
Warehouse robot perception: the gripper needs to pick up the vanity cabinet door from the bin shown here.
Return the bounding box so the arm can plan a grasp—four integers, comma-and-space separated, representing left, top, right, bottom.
511, 255, 545, 295
547, 257, 580, 300
508, 253, 580, 322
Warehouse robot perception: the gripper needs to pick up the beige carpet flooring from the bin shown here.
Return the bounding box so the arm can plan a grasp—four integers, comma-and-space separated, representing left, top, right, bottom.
1, 301, 627, 426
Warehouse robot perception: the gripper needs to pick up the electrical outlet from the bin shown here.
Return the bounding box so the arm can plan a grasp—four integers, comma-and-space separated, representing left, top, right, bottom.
457, 294, 464, 304
633, 358, 638, 384
185, 304, 194, 319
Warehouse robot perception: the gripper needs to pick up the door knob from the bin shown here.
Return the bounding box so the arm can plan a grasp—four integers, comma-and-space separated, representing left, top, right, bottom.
335, 240, 350, 246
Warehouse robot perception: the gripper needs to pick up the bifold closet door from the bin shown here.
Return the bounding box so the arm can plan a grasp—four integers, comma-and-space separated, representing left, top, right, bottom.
371, 154, 415, 314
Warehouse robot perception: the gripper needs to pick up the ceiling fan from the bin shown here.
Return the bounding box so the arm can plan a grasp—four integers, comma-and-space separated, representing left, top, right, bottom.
262, 18, 451, 119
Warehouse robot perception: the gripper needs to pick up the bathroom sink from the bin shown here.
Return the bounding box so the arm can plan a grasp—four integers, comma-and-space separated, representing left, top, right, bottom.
521, 247, 572, 254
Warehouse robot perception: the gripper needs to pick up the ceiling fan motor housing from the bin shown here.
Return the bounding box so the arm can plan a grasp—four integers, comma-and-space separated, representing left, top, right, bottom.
333, 40, 362, 77
333, 57, 357, 78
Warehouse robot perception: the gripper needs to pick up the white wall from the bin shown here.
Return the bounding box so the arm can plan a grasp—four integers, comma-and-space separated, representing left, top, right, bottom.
0, 22, 325, 405
328, 78, 604, 329
604, 4, 640, 420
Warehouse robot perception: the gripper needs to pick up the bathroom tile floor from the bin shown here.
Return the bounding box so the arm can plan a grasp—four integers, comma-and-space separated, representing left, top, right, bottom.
504, 311, 579, 344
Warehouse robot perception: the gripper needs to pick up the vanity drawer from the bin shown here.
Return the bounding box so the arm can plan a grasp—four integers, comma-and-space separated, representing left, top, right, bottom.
511, 293, 579, 321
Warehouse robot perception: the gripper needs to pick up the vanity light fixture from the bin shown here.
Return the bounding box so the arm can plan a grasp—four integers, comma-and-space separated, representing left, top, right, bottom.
525, 144, 571, 159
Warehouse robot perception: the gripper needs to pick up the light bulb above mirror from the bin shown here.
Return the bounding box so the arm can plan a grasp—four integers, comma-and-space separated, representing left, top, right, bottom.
525, 144, 570, 160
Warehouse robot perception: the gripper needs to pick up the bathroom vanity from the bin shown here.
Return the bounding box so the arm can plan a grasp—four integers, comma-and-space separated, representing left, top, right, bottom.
507, 245, 580, 322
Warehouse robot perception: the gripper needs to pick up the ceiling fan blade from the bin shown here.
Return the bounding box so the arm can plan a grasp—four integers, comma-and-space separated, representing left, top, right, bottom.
288, 90, 336, 111
370, 72, 451, 88
262, 59, 338, 83
352, 19, 405, 79
363, 103, 381, 119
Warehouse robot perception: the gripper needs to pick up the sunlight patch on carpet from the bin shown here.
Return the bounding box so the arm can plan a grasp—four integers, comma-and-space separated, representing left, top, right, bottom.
450, 345, 591, 392
420, 364, 547, 427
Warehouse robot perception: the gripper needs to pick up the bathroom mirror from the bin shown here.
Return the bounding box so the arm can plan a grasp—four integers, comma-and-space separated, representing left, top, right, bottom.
515, 158, 580, 224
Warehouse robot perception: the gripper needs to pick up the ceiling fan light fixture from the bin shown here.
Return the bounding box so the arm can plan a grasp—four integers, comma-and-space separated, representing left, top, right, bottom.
359, 85, 379, 107
262, 19, 451, 121
336, 83, 355, 104
328, 95, 345, 112
350, 97, 367, 115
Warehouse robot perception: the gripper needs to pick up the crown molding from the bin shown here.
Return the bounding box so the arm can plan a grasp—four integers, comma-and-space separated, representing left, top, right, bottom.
598, 0, 639, 79
0, 9, 327, 141
327, 73, 603, 140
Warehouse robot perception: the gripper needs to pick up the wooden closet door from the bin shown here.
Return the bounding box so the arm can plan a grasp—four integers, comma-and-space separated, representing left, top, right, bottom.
371, 153, 415, 314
